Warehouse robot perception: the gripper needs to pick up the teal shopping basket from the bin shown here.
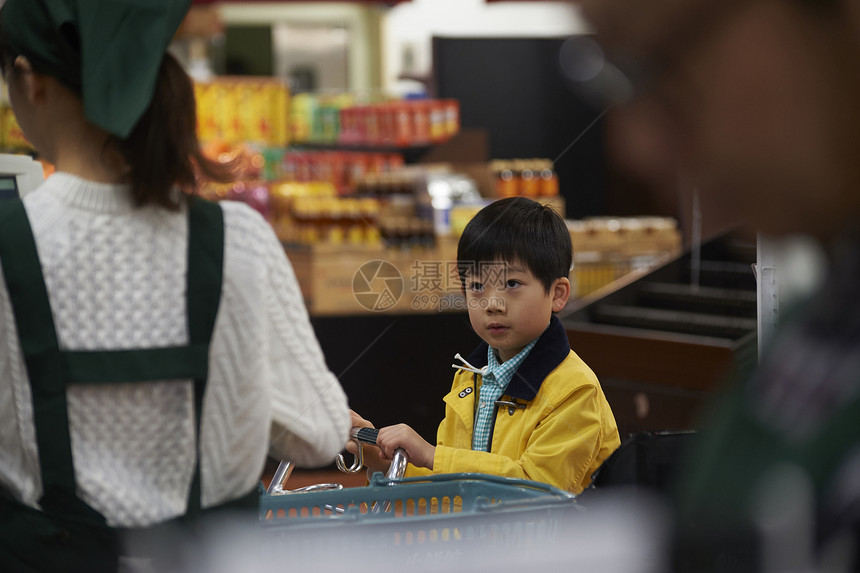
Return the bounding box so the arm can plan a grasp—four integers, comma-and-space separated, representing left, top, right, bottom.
256, 429, 582, 567
261, 471, 575, 523
258, 471, 580, 561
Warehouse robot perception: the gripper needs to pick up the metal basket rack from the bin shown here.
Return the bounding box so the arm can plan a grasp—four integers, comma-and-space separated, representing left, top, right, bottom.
259, 472, 579, 566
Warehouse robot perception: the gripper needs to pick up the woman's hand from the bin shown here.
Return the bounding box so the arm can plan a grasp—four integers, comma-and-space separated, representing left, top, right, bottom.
345, 409, 388, 475
377, 424, 436, 470
345, 409, 374, 455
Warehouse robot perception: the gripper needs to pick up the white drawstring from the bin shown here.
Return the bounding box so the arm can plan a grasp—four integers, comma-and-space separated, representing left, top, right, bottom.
452, 353, 488, 376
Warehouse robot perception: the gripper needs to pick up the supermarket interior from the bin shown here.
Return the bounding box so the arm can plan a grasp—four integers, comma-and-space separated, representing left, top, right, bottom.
0, 0, 842, 570
0, 1, 749, 475
0, 1, 733, 438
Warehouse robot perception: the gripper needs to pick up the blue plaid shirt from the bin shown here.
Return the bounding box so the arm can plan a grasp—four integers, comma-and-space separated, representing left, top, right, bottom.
471, 339, 539, 452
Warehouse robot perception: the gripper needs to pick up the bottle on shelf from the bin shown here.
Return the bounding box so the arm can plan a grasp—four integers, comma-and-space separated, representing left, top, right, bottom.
489, 158, 559, 199
516, 160, 539, 198
538, 159, 559, 197
491, 160, 518, 198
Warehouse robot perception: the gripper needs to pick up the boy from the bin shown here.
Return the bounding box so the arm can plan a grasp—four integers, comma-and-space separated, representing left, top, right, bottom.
352, 197, 619, 494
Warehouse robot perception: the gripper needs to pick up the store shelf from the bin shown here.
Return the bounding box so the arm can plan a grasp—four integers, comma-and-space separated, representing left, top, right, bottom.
289, 141, 434, 163
562, 231, 758, 436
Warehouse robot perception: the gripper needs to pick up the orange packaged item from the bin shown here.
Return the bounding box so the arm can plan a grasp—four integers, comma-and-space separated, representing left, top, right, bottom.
368, 153, 389, 175
443, 99, 460, 138
492, 161, 518, 198
387, 153, 405, 171
520, 166, 539, 197
540, 166, 559, 197
429, 100, 447, 143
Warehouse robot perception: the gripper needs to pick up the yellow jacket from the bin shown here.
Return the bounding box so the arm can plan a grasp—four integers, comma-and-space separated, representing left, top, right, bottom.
405, 316, 620, 494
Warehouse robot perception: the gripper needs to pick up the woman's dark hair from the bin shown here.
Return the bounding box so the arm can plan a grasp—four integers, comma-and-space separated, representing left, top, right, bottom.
115, 53, 234, 208
457, 197, 572, 293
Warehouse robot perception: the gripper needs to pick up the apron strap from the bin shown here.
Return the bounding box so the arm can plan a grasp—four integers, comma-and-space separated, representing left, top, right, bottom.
62, 345, 211, 384
184, 196, 224, 516
0, 196, 224, 520
0, 200, 75, 502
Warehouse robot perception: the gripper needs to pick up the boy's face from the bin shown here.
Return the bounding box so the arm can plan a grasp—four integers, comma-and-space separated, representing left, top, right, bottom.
463, 259, 570, 363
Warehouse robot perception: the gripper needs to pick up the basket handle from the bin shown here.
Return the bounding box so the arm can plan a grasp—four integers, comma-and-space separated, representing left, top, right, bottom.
265, 460, 344, 496
369, 471, 576, 499
336, 427, 408, 480
268, 428, 408, 496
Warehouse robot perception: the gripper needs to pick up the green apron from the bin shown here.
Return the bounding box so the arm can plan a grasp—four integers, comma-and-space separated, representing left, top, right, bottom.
0, 197, 255, 572
674, 376, 860, 570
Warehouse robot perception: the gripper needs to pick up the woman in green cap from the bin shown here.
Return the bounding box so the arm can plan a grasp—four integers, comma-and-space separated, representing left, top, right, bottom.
0, 0, 351, 570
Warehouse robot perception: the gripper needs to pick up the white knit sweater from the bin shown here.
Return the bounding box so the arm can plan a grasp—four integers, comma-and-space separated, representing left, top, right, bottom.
0, 173, 351, 527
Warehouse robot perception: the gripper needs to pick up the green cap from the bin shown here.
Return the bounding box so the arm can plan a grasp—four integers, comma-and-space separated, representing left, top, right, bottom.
1, 0, 192, 138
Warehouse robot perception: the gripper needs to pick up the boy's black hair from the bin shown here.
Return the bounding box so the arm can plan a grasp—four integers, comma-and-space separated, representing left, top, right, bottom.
457, 197, 572, 293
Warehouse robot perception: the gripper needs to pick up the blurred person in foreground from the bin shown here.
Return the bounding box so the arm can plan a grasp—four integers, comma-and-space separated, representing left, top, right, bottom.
0, 0, 350, 570
574, 0, 860, 569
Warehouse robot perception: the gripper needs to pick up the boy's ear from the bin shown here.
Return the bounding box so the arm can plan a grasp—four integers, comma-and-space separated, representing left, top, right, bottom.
551, 277, 571, 312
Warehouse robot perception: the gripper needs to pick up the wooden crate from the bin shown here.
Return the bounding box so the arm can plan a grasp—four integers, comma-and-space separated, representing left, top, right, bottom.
285, 240, 465, 316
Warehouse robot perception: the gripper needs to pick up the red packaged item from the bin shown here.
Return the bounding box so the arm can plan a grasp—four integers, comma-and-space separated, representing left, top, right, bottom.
332, 152, 348, 194
352, 106, 363, 145
338, 107, 356, 144
394, 102, 413, 147
411, 100, 431, 145
294, 152, 313, 182
365, 105, 381, 146
317, 152, 337, 190
349, 152, 369, 190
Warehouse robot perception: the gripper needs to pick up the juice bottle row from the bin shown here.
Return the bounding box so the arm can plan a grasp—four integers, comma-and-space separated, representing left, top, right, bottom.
291, 93, 460, 147
199, 178, 386, 248
201, 143, 405, 196
282, 194, 383, 247
275, 150, 405, 195
338, 99, 460, 147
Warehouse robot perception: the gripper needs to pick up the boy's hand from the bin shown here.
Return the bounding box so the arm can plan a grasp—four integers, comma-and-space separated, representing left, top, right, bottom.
377, 424, 436, 470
